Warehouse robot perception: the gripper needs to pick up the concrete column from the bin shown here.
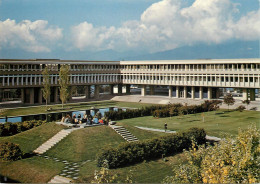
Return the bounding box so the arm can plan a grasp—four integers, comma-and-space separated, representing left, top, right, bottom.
141, 85, 146, 96
184, 86, 187, 98
150, 86, 155, 95
191, 86, 195, 99
249, 89, 255, 101
242, 88, 248, 100
29, 88, 34, 104
199, 86, 203, 99
169, 86, 172, 97
208, 87, 212, 99
94, 85, 100, 99
0, 89, 3, 102
109, 84, 114, 95
118, 84, 122, 95
85, 85, 90, 99
38, 88, 43, 104
176, 86, 179, 98
54, 86, 59, 103
216, 88, 220, 99
125, 84, 131, 95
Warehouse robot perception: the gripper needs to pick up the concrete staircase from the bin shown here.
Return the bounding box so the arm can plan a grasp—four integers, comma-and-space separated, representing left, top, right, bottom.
48, 175, 72, 183
110, 125, 138, 142
34, 129, 73, 154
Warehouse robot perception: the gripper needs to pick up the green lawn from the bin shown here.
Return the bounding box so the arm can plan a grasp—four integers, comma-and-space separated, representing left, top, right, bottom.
117, 109, 260, 138
1, 101, 154, 117
77, 152, 187, 183
0, 156, 64, 183
45, 126, 125, 162
0, 122, 65, 153
1, 108, 259, 183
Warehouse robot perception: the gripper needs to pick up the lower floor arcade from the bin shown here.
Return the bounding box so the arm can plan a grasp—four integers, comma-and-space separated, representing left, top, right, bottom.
0, 85, 258, 104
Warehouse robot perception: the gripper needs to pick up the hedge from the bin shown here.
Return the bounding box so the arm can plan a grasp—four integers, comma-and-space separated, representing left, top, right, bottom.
0, 120, 46, 137
97, 127, 206, 168
104, 100, 222, 120
0, 142, 23, 161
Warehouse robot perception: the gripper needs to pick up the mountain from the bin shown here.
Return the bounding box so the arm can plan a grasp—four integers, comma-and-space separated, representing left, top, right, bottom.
0, 40, 258, 60
124, 40, 259, 60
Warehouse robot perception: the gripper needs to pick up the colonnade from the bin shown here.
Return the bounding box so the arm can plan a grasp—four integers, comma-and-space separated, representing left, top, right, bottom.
20, 84, 132, 105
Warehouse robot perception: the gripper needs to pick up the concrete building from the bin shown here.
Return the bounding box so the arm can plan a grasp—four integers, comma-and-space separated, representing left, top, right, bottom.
0, 58, 259, 104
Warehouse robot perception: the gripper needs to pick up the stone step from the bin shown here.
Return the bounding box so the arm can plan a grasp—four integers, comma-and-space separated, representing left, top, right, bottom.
33, 129, 73, 154
48, 175, 72, 183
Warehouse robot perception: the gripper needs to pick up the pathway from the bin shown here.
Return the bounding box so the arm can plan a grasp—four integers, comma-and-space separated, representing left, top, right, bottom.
110, 125, 138, 142
34, 129, 76, 154
135, 126, 221, 142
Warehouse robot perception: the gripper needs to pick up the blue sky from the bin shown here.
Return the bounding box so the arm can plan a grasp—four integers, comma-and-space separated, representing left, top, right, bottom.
0, 0, 259, 59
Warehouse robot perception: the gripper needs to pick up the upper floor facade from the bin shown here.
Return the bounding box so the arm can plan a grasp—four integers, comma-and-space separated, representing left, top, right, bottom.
0, 58, 260, 89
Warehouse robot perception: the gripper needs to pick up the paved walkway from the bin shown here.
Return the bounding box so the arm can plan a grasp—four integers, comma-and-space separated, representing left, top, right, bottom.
135, 126, 176, 133
135, 126, 221, 142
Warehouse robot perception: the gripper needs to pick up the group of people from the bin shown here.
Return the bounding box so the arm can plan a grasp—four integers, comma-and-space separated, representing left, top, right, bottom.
61, 112, 107, 125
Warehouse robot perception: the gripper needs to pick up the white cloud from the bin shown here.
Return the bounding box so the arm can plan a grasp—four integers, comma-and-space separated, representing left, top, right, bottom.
0, 19, 63, 52
71, 0, 260, 53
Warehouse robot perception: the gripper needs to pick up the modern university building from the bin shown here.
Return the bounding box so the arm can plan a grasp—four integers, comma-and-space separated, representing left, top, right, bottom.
0, 58, 259, 104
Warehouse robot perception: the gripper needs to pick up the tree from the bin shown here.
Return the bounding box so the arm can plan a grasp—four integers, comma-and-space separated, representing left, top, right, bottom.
242, 99, 250, 110
59, 65, 70, 109
223, 93, 235, 111
42, 66, 51, 110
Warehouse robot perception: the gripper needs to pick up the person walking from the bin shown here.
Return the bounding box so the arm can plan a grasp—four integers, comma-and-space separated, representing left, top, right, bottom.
164, 123, 167, 132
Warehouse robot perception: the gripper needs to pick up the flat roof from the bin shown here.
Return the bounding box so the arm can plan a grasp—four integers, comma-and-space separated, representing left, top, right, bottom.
120, 58, 260, 64
0, 58, 259, 65
0, 59, 120, 65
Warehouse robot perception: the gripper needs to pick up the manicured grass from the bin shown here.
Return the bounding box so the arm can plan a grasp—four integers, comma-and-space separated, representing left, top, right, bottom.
117, 109, 260, 138
45, 126, 126, 162
0, 122, 65, 153
77, 153, 187, 183
1, 101, 154, 117
0, 156, 64, 183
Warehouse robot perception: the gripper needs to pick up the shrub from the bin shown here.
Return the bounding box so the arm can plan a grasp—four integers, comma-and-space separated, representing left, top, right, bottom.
0, 142, 23, 161
236, 105, 246, 112
97, 128, 206, 168
0, 120, 46, 137
250, 107, 257, 111
163, 126, 260, 183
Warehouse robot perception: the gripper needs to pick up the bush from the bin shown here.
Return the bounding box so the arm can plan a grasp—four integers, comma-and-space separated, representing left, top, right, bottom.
0, 142, 23, 161
163, 126, 260, 183
236, 105, 246, 112
0, 120, 46, 137
97, 128, 206, 168
250, 107, 257, 111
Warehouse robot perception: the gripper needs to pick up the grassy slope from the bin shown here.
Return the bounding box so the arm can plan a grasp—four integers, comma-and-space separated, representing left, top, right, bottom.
2, 101, 153, 117
0, 122, 65, 153
45, 125, 164, 162
0, 123, 65, 183
78, 153, 187, 183
117, 110, 260, 138
0, 157, 64, 183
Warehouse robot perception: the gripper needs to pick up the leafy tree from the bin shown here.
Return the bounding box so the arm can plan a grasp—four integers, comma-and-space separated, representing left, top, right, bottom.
242, 99, 250, 110
59, 65, 70, 109
223, 93, 235, 111
42, 66, 51, 110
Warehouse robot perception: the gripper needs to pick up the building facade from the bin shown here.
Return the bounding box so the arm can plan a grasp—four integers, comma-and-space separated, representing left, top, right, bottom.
0, 58, 259, 104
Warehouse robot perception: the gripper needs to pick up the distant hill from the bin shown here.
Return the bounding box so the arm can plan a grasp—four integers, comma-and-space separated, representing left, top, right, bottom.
0, 40, 258, 61
124, 40, 259, 60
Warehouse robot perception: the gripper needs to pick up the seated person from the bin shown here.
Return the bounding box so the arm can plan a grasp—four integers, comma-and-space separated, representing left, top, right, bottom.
99, 119, 104, 124
61, 116, 65, 123
64, 115, 72, 124
77, 114, 82, 122
93, 117, 99, 124
82, 114, 88, 123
